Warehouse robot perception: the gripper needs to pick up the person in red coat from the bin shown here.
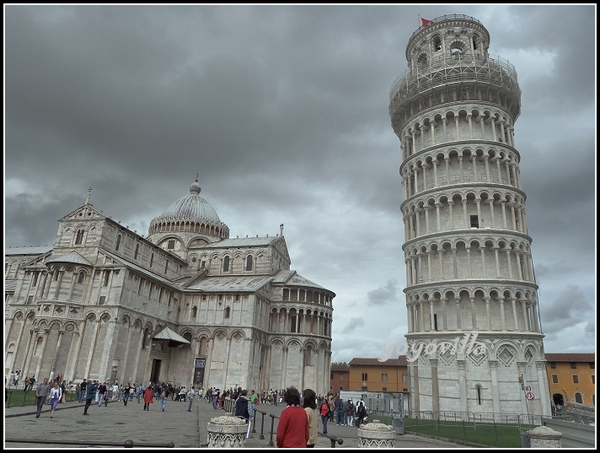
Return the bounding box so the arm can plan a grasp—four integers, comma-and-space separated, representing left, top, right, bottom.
143, 385, 154, 411
276, 387, 309, 448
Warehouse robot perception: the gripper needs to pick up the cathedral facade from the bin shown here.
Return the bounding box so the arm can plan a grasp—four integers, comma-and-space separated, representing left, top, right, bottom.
5, 179, 335, 393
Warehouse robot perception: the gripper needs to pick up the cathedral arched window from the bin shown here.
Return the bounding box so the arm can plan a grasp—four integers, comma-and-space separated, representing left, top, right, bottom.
476, 384, 483, 405
116, 234, 122, 251
224, 307, 231, 319
245, 255, 253, 271
290, 308, 297, 333
77, 271, 85, 284
192, 306, 197, 318
75, 229, 85, 245
183, 332, 192, 349
223, 256, 230, 272
142, 329, 149, 349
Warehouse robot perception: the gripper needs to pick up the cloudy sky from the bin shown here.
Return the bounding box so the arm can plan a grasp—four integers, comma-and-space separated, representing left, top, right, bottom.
5, 4, 596, 363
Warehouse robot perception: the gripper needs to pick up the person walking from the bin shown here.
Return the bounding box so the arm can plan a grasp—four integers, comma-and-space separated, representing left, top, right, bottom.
187, 386, 196, 412
341, 398, 349, 426
303, 389, 318, 448
320, 398, 330, 434
136, 383, 143, 403
28, 376, 36, 392
327, 395, 335, 423
97, 382, 108, 407
35, 377, 51, 419
78, 379, 87, 403
356, 400, 367, 427
334, 394, 343, 425
178, 386, 187, 403
347, 399, 354, 427
143, 385, 154, 411
59, 380, 66, 403
111, 382, 120, 401
234, 389, 250, 421
249, 390, 258, 427
159, 383, 169, 412
123, 382, 131, 406
211, 388, 219, 410
49, 381, 62, 418
83, 380, 99, 415
276, 387, 309, 448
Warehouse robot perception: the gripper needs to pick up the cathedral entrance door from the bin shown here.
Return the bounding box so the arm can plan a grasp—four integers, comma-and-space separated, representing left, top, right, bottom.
150, 359, 161, 384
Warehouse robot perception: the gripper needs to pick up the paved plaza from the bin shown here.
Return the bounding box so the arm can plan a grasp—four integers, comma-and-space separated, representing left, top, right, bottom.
5, 396, 468, 449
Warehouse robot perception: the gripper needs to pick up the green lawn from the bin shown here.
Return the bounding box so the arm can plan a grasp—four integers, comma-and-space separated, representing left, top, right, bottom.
370, 415, 528, 448
5, 388, 37, 407
5, 388, 79, 407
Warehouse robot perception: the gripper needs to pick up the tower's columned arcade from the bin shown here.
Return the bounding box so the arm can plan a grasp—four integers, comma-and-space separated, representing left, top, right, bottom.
389, 14, 550, 416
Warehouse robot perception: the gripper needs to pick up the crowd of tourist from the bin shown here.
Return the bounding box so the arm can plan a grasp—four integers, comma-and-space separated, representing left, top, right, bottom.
20, 370, 367, 448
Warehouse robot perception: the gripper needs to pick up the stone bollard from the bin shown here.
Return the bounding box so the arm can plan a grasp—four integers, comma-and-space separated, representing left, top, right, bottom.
206, 413, 248, 448
357, 419, 396, 448
527, 425, 562, 448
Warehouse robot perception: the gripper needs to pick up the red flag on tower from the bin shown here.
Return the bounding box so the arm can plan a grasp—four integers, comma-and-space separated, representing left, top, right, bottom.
421, 18, 435, 27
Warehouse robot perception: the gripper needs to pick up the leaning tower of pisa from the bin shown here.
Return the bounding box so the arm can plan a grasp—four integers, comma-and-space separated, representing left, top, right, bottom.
389, 14, 550, 417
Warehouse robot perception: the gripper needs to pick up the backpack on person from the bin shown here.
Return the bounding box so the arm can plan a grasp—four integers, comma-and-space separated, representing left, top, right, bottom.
358, 403, 367, 418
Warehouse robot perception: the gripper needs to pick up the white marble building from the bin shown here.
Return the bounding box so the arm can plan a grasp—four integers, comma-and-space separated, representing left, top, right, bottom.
388, 14, 551, 416
5, 178, 335, 393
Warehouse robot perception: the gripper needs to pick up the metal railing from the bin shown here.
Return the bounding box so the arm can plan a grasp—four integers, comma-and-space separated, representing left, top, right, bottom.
222, 399, 345, 448
389, 57, 521, 118
4, 438, 174, 448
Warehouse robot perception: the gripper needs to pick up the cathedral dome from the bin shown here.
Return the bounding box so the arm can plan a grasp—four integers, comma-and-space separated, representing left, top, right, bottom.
159, 180, 221, 223
147, 178, 229, 240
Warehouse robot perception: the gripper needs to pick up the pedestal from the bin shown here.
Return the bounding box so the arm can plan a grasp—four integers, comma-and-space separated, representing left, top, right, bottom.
206, 413, 248, 448
357, 419, 396, 448
527, 425, 562, 448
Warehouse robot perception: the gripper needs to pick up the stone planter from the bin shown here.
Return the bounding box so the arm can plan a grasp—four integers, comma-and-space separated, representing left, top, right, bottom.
206, 413, 248, 448
527, 425, 562, 448
357, 419, 396, 448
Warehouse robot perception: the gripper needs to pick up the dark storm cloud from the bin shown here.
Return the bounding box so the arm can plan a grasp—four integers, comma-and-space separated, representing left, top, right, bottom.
4, 4, 596, 362
539, 286, 595, 349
